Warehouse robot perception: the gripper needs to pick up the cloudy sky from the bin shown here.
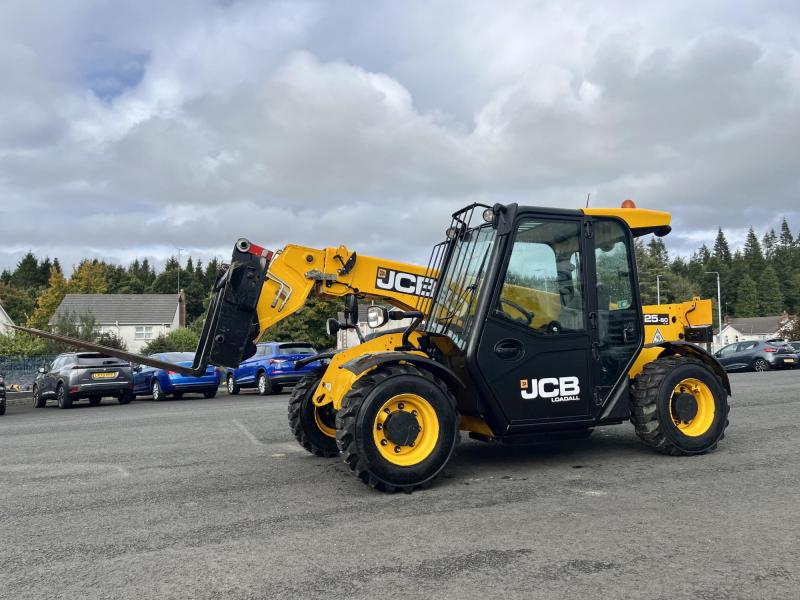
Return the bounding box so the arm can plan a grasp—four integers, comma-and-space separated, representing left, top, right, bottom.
1, 0, 798, 274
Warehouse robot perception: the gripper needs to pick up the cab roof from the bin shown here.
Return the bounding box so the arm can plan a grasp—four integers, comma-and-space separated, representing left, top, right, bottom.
581, 206, 672, 238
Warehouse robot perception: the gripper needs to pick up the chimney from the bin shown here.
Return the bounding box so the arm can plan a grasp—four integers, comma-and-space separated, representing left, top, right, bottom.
178, 289, 186, 327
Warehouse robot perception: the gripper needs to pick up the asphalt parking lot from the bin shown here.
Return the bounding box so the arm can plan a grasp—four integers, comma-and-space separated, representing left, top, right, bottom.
1, 371, 799, 600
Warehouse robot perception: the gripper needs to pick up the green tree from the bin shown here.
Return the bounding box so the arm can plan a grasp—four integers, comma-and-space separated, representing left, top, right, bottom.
757, 266, 784, 315
0, 283, 36, 324
713, 228, 732, 264
141, 328, 199, 354
742, 227, 765, 271
97, 330, 128, 351
734, 274, 759, 317
266, 295, 341, 350
47, 312, 99, 353
10, 252, 43, 290
0, 330, 47, 356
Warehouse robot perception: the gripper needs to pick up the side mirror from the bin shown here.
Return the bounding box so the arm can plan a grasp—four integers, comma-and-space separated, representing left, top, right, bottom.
366, 306, 389, 329
326, 318, 341, 337
38, 366, 46, 374
344, 294, 359, 326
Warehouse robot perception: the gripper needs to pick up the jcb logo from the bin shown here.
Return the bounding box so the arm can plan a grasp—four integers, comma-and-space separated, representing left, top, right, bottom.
520, 376, 581, 403
376, 267, 435, 298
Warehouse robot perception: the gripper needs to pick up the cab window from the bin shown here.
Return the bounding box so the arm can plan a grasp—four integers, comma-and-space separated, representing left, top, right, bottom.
495, 219, 584, 333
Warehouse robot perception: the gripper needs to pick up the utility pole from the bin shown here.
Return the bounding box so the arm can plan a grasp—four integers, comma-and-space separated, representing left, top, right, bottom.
656, 274, 662, 304
705, 271, 723, 346
176, 247, 184, 294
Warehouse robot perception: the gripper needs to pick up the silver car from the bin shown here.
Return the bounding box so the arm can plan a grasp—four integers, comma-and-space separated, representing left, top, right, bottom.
32, 352, 134, 409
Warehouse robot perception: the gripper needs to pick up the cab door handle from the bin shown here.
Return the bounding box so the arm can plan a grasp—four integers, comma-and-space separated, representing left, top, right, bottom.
494, 339, 524, 361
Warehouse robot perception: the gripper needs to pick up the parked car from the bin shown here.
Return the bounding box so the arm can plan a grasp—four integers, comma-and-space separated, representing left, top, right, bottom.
227, 342, 322, 395
789, 341, 800, 355
0, 373, 6, 416
32, 352, 134, 409
133, 352, 221, 401
714, 340, 799, 372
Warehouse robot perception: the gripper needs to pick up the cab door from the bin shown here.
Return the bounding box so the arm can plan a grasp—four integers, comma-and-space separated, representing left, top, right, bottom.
473, 215, 596, 433
587, 218, 643, 406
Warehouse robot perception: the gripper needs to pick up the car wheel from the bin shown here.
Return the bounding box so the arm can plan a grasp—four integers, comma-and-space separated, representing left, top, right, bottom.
227, 375, 240, 395
257, 372, 272, 396
753, 358, 770, 372
0, 401, 5, 416
89, 396, 102, 406
32, 385, 46, 408
118, 390, 134, 405
56, 383, 72, 409
152, 379, 164, 401
203, 388, 218, 399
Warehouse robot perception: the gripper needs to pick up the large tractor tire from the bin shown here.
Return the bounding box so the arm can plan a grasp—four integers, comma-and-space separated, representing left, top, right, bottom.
336, 364, 459, 493
288, 373, 339, 457
631, 355, 729, 455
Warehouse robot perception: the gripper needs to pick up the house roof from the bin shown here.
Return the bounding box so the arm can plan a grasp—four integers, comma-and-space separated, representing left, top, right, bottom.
50, 294, 180, 326
724, 315, 789, 336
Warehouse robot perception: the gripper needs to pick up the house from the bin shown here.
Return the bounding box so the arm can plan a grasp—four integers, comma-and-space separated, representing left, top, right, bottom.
50, 293, 185, 352
0, 302, 14, 334
716, 312, 796, 348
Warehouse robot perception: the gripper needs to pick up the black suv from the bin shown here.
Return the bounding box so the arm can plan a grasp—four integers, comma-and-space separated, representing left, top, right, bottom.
33, 353, 134, 409
0, 372, 6, 416
714, 340, 798, 372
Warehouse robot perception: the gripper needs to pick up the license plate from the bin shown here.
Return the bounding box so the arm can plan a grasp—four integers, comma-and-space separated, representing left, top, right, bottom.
92, 371, 118, 380
783, 358, 795, 363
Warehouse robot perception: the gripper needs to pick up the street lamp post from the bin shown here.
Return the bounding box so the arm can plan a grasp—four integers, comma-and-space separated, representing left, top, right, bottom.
704, 271, 723, 346
656, 274, 663, 304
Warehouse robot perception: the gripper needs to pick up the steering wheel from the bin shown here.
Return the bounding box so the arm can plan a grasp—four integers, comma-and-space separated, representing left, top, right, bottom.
499, 299, 535, 325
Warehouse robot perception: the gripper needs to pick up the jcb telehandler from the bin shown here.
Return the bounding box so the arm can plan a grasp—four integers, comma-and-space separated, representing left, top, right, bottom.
18, 201, 730, 492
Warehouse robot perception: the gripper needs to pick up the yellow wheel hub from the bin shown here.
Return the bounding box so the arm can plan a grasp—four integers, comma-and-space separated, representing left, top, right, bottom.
373, 393, 439, 467
670, 377, 715, 437
314, 404, 337, 439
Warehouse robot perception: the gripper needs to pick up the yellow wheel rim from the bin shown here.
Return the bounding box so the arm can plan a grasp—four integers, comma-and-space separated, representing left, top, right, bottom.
670, 377, 716, 437
314, 404, 337, 439
372, 393, 440, 467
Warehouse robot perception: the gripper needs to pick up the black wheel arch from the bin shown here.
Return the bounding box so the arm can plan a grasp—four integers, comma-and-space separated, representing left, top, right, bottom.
646, 341, 731, 395
340, 352, 465, 396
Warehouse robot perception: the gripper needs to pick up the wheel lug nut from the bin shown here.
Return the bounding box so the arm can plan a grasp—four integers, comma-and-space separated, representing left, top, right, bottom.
394, 446, 401, 453
412, 410, 417, 416
381, 439, 388, 446
376, 423, 382, 430
384, 408, 391, 414
410, 441, 415, 447
398, 402, 404, 409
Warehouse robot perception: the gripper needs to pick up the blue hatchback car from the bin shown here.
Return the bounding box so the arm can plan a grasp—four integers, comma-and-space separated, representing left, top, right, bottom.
133, 352, 221, 401
227, 342, 321, 395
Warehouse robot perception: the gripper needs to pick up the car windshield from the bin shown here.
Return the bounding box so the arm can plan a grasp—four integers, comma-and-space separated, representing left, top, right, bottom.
160, 352, 195, 362
276, 345, 316, 355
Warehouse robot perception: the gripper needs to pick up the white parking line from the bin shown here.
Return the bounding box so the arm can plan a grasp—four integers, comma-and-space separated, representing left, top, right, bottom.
232, 418, 264, 447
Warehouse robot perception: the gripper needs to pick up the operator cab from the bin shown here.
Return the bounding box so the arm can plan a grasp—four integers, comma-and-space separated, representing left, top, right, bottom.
422, 203, 652, 437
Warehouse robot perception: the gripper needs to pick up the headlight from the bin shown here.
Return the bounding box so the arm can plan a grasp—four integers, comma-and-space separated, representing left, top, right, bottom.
367, 306, 389, 329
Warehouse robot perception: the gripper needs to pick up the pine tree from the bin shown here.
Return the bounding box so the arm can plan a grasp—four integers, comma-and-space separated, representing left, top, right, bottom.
742, 227, 765, 271
779, 218, 794, 249
757, 266, 783, 315
10, 252, 41, 290
734, 274, 759, 317
762, 229, 777, 261
713, 228, 732, 264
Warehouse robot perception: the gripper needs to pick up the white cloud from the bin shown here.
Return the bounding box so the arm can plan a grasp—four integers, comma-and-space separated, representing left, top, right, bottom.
0, 0, 799, 274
